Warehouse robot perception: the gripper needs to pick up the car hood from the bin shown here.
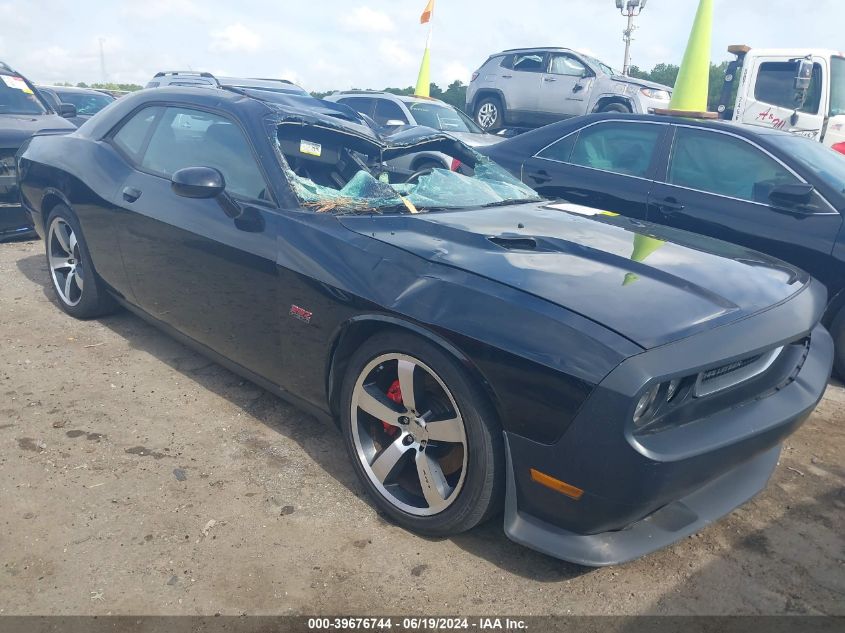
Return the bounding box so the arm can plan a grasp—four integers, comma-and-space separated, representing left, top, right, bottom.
0, 114, 76, 149
610, 76, 672, 93
447, 131, 503, 148
339, 202, 809, 349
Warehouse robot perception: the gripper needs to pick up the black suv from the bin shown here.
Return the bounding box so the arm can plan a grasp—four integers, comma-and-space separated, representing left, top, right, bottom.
1, 62, 75, 240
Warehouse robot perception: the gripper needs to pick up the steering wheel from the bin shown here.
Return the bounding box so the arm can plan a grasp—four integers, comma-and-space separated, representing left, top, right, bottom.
405, 167, 435, 184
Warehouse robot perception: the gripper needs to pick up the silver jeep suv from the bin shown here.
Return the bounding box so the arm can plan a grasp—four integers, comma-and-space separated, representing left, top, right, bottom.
466, 47, 672, 131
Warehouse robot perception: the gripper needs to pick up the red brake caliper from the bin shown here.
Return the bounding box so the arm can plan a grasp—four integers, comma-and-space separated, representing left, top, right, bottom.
382, 379, 403, 436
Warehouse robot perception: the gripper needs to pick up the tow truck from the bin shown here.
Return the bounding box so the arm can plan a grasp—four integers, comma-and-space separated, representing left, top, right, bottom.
717, 45, 845, 153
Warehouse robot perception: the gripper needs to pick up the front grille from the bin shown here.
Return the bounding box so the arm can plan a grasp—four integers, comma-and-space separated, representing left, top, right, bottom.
694, 346, 784, 398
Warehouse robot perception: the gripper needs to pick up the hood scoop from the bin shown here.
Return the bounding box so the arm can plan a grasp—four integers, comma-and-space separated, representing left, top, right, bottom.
488, 235, 538, 251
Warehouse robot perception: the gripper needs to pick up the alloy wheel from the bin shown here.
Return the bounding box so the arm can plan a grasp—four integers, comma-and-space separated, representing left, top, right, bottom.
477, 102, 499, 129
351, 353, 468, 516
48, 217, 84, 307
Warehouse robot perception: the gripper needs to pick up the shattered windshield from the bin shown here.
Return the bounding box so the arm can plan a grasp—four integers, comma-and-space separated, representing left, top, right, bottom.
275, 120, 540, 214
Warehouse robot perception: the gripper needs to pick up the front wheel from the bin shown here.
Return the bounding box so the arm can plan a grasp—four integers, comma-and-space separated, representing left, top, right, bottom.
474, 96, 504, 132
45, 204, 116, 319
340, 331, 503, 536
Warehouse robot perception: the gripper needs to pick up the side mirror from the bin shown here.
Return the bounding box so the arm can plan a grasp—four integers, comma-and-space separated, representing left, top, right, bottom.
792, 58, 814, 111
171, 166, 225, 199
59, 103, 77, 118
769, 182, 815, 208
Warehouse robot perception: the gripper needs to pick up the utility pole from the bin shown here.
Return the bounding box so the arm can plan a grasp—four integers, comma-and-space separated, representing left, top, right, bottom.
99, 38, 107, 84
616, 0, 648, 76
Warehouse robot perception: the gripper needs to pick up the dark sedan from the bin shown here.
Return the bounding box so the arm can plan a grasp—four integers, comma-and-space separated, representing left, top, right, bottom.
37, 85, 115, 127
483, 113, 845, 377
17, 87, 833, 566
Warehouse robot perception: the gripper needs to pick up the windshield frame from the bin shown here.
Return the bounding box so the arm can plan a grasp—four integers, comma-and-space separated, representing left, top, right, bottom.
766, 132, 845, 201
0, 72, 50, 115
271, 117, 540, 215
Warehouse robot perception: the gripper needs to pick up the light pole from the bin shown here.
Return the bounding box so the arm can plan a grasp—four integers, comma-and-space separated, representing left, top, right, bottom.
616, 0, 648, 76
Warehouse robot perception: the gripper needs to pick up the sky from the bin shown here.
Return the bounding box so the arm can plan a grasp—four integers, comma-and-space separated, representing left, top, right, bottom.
1, 0, 843, 92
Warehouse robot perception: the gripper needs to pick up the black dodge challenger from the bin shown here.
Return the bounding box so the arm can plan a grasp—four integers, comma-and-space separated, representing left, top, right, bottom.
17, 86, 834, 566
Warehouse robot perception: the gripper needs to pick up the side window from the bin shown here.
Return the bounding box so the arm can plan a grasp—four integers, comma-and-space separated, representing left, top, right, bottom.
668, 127, 800, 202
140, 107, 269, 202
548, 55, 586, 77
373, 99, 408, 126
537, 133, 577, 162
337, 97, 376, 118
512, 53, 546, 73
569, 122, 663, 178
112, 106, 163, 162
755, 61, 823, 115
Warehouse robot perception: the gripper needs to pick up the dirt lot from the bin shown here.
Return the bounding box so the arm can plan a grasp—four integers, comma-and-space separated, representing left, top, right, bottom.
1, 237, 843, 616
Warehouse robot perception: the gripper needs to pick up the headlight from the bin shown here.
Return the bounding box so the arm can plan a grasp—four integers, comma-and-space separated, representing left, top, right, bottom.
633, 384, 660, 426
640, 88, 671, 101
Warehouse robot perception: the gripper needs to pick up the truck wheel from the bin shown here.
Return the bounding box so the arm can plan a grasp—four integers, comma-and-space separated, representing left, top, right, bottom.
475, 96, 504, 132
599, 102, 632, 114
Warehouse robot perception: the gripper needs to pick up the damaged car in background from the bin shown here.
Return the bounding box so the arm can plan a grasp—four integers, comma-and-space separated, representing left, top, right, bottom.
17, 85, 834, 565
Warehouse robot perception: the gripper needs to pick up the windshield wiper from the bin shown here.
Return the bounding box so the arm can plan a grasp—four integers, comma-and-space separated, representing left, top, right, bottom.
480, 199, 539, 208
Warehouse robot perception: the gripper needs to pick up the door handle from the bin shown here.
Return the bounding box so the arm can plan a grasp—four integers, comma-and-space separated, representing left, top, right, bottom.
501, 74, 513, 79
528, 170, 552, 184
122, 186, 142, 203
658, 197, 685, 215
543, 77, 557, 82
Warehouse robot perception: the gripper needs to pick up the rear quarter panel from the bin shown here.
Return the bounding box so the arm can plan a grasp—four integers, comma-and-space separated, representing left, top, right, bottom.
19, 134, 133, 298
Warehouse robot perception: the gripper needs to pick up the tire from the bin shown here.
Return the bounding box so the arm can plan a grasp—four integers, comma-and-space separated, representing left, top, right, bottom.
45, 204, 117, 319
340, 330, 503, 536
474, 96, 504, 132
598, 102, 632, 114
831, 307, 845, 380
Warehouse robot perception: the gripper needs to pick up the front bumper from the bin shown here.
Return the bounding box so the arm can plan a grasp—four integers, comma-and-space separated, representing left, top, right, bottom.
503, 281, 833, 566
0, 181, 35, 241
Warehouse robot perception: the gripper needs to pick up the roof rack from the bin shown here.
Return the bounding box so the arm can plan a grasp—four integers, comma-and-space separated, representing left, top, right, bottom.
246, 78, 294, 85
153, 70, 219, 83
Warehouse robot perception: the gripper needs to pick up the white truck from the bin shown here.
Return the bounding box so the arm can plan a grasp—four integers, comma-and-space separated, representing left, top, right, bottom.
716, 45, 845, 154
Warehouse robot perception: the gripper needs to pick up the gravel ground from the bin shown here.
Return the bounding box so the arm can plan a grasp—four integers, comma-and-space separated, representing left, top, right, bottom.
1, 238, 843, 616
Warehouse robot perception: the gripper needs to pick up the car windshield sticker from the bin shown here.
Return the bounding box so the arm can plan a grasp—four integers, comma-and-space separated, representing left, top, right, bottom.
1, 75, 34, 94
300, 140, 322, 157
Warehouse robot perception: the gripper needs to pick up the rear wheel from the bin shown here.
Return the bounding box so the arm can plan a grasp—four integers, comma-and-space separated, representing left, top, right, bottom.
340, 331, 503, 536
474, 96, 504, 132
45, 204, 116, 319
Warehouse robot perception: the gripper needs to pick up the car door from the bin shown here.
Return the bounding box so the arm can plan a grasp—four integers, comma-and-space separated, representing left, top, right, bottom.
538, 53, 594, 123
647, 125, 843, 288
500, 52, 546, 125
521, 120, 668, 220
739, 55, 827, 142
109, 105, 285, 383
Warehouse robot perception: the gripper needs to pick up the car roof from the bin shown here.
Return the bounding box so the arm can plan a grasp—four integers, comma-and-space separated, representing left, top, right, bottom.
536, 112, 799, 138
78, 85, 375, 140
